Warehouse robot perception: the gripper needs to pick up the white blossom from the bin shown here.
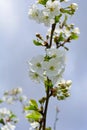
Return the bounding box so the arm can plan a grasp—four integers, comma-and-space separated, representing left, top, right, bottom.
53, 67, 65, 85
46, 48, 66, 63
17, 87, 23, 93
29, 71, 43, 83
72, 27, 80, 34
28, 48, 66, 85
46, 0, 61, 17
2, 96, 13, 104
1, 123, 16, 130
54, 28, 63, 35
70, 3, 78, 10
47, 27, 71, 38
0, 108, 10, 116
1, 125, 9, 130
43, 58, 62, 77
41, 10, 54, 26
63, 28, 71, 37
28, 4, 41, 23
19, 95, 28, 102
28, 0, 61, 26
29, 55, 44, 75
5, 87, 23, 95
30, 122, 39, 129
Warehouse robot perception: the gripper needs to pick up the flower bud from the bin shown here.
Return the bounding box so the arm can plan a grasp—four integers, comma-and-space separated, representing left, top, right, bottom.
65, 80, 72, 87
70, 3, 78, 10
17, 87, 23, 94
57, 95, 65, 100
51, 87, 58, 97
63, 93, 70, 97
36, 33, 43, 40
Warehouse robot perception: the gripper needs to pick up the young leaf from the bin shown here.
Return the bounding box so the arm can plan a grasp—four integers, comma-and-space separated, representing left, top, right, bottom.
70, 33, 79, 40
33, 40, 42, 46
29, 99, 38, 108
38, 0, 48, 6
55, 14, 62, 23
58, 33, 64, 42
60, 0, 65, 2
24, 99, 38, 111
62, 15, 68, 27
9, 113, 16, 119
26, 111, 42, 121
0, 119, 5, 125
39, 97, 46, 104
60, 8, 74, 15
46, 127, 51, 130
0, 99, 3, 103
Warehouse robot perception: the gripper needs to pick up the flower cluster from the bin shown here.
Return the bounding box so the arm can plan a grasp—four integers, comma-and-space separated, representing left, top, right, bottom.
1, 88, 27, 104
28, 0, 61, 26
28, 0, 78, 26
0, 108, 18, 130
51, 79, 72, 100
28, 48, 66, 85
47, 24, 80, 40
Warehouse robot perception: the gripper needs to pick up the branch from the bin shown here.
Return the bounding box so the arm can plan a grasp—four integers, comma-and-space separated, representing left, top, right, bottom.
54, 107, 59, 130
49, 23, 56, 48
42, 86, 50, 130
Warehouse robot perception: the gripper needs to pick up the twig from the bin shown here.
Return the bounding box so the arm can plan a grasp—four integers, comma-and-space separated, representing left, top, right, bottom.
54, 106, 59, 130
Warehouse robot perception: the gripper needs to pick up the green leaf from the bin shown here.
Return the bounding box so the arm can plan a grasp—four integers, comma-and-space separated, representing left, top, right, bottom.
33, 40, 42, 46
24, 99, 38, 111
0, 99, 3, 103
62, 15, 68, 27
29, 99, 38, 109
70, 33, 79, 40
60, 0, 65, 2
58, 33, 64, 42
24, 105, 37, 111
60, 8, 74, 15
38, 0, 48, 6
0, 119, 5, 125
44, 55, 52, 61
9, 113, 16, 119
39, 97, 46, 104
46, 127, 51, 130
64, 46, 69, 51
26, 111, 42, 121
55, 14, 62, 23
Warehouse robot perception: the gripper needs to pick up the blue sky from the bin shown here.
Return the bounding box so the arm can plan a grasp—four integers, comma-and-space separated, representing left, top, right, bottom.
0, 0, 87, 130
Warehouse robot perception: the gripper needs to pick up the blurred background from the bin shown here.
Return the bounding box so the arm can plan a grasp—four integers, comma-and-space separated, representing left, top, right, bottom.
0, 0, 87, 130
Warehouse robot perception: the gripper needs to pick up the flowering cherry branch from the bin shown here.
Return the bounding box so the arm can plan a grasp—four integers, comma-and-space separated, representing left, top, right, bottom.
0, 0, 80, 130
26, 0, 80, 130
